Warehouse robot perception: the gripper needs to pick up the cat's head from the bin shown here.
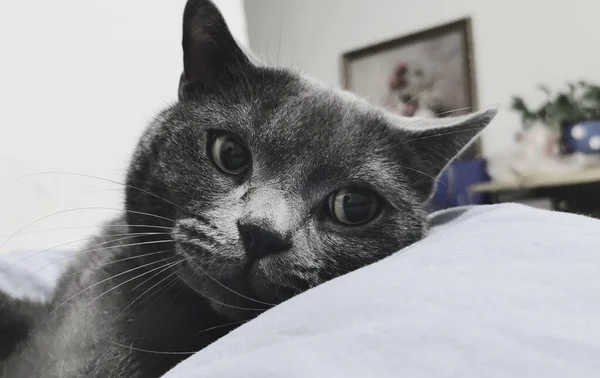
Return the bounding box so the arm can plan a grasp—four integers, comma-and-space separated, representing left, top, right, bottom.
125, 0, 496, 319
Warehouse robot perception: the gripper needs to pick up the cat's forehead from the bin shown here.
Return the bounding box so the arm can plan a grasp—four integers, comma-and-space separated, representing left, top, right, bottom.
178, 68, 402, 161
250, 70, 395, 147
250, 74, 400, 163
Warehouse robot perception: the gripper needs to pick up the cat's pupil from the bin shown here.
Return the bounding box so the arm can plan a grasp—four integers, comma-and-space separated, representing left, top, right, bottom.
342, 193, 374, 223
331, 189, 379, 225
220, 138, 246, 170
211, 133, 250, 174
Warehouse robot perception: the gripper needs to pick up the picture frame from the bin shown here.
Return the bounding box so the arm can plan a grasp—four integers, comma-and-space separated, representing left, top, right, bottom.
341, 18, 481, 158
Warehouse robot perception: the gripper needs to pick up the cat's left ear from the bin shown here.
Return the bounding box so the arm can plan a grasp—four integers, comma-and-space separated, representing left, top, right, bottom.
179, 0, 252, 99
393, 108, 497, 199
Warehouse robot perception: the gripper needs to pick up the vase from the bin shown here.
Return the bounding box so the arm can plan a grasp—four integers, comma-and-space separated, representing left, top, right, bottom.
429, 159, 491, 210
561, 119, 600, 154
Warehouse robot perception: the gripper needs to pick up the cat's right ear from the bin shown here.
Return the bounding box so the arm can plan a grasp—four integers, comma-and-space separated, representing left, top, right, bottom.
179, 0, 252, 100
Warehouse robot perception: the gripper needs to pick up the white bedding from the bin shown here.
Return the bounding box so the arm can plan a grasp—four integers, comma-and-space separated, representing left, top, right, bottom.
2, 204, 600, 377
165, 204, 600, 377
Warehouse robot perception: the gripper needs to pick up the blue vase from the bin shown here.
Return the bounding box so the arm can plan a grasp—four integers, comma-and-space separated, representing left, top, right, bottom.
561, 119, 600, 154
429, 159, 491, 210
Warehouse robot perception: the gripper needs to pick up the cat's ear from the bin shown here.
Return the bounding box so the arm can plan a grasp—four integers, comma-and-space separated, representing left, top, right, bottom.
179, 0, 252, 99
393, 108, 497, 200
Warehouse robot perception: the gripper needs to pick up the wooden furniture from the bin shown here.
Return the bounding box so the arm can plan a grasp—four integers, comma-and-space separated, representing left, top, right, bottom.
470, 168, 600, 217
471, 167, 600, 193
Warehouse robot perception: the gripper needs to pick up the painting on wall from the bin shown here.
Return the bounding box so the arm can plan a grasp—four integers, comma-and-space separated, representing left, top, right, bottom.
341, 18, 479, 156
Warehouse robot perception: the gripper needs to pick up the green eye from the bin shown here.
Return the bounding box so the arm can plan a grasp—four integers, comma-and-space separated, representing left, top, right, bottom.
211, 133, 250, 175
328, 188, 380, 225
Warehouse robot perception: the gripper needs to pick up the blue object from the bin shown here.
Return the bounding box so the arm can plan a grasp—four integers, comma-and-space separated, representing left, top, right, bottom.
561, 120, 600, 154
429, 159, 491, 210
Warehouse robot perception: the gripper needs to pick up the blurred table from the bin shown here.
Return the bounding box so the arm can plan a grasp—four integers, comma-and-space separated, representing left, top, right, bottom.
470, 167, 600, 192
470, 167, 600, 217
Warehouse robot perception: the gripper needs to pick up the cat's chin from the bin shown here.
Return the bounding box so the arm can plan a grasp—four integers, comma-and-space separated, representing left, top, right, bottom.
171, 254, 273, 320
248, 259, 306, 303
173, 249, 301, 320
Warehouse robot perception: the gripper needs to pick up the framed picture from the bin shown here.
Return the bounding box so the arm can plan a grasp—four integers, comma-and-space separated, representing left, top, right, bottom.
341, 18, 480, 158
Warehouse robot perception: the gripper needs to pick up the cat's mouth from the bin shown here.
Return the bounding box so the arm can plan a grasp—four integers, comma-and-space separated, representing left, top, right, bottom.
174, 244, 298, 301
171, 218, 300, 318
172, 245, 270, 319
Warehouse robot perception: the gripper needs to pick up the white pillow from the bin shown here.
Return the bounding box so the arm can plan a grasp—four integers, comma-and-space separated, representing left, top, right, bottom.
164, 204, 600, 378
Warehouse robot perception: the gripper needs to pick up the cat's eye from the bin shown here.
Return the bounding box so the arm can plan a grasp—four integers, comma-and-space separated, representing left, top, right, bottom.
328, 188, 380, 226
210, 133, 250, 175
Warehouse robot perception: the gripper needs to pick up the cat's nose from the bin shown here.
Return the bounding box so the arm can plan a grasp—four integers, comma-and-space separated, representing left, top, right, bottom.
237, 222, 291, 259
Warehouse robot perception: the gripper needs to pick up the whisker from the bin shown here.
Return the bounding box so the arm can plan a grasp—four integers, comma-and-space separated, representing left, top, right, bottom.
0, 207, 175, 253
192, 290, 267, 312
97, 315, 247, 356
189, 320, 248, 340
8, 171, 188, 217
24, 239, 175, 284
402, 166, 446, 187
402, 126, 485, 146
169, 279, 186, 303
209, 300, 265, 312
0, 224, 173, 240
130, 263, 178, 293
34, 257, 179, 331
112, 269, 181, 322
0, 238, 175, 314
78, 188, 123, 195
60, 249, 171, 281
4, 171, 220, 227
275, 1, 284, 67
16, 250, 173, 321
3, 232, 171, 272
406, 77, 448, 105
186, 256, 275, 307
435, 106, 473, 116
95, 337, 196, 356
123, 274, 182, 318
129, 254, 270, 311
244, 6, 267, 64
83, 259, 185, 308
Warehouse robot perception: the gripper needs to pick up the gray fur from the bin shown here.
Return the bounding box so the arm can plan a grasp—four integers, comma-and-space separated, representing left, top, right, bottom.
0, 0, 496, 377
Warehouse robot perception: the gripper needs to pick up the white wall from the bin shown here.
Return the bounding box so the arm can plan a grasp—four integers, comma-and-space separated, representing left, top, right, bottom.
244, 0, 600, 156
0, 0, 248, 251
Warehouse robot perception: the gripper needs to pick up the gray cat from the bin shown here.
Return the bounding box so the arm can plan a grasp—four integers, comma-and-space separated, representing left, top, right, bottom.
0, 0, 496, 377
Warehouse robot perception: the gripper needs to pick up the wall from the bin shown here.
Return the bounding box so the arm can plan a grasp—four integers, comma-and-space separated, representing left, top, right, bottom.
244, 0, 600, 156
0, 0, 248, 251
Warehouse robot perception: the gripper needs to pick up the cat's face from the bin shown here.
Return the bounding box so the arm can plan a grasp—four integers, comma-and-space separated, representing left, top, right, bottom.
125, 0, 496, 319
